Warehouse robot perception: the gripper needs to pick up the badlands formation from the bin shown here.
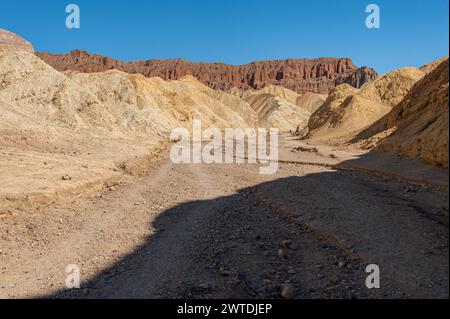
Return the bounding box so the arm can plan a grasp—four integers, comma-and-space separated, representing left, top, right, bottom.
305, 67, 426, 142
302, 58, 449, 168
0, 29, 448, 211
0, 50, 258, 211
0, 29, 449, 300
356, 59, 449, 167
244, 85, 326, 132
37, 50, 378, 94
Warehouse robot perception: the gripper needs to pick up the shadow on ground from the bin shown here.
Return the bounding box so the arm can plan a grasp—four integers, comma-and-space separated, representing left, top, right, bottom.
42, 168, 449, 299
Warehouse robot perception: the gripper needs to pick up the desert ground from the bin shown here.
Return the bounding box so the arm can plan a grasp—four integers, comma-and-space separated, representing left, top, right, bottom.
0, 137, 448, 299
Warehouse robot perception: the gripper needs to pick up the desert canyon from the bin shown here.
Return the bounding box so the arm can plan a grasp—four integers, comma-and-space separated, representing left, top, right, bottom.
0, 29, 448, 299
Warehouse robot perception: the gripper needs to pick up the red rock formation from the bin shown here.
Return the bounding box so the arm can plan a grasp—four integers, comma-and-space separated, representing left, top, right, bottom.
36, 50, 378, 94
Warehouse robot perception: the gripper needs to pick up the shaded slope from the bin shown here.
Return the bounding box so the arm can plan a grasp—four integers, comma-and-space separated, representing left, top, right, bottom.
305, 67, 425, 142
358, 59, 449, 167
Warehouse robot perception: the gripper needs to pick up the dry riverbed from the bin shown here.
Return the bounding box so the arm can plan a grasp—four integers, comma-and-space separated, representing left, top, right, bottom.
0, 141, 448, 299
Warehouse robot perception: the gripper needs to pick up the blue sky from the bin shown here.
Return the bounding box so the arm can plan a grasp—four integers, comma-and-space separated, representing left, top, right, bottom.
1, 0, 448, 73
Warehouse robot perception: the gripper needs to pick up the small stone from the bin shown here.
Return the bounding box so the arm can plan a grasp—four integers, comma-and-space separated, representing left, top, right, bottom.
329, 277, 339, 285
281, 284, 297, 299
278, 249, 287, 259
338, 261, 345, 268
219, 267, 238, 277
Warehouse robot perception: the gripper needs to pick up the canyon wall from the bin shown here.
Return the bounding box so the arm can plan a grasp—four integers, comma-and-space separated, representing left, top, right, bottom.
37, 50, 378, 95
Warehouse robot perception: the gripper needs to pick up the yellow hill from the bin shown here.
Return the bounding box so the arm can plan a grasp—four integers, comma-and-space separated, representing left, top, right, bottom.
245, 93, 311, 132
358, 59, 449, 167
305, 67, 425, 142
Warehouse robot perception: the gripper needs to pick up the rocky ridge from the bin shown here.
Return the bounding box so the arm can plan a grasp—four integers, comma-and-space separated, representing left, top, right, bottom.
37, 50, 378, 95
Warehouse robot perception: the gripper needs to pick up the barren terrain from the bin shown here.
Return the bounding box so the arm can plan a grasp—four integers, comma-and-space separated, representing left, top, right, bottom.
0, 30, 448, 300
0, 138, 448, 299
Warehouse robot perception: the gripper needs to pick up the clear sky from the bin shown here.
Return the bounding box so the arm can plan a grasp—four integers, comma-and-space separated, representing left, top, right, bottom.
1, 0, 448, 73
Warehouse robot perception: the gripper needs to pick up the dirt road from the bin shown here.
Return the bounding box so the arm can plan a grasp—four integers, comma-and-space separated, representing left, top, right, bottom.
0, 147, 448, 299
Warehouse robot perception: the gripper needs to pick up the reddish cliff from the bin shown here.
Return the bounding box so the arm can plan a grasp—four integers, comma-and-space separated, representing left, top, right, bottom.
36, 50, 378, 94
